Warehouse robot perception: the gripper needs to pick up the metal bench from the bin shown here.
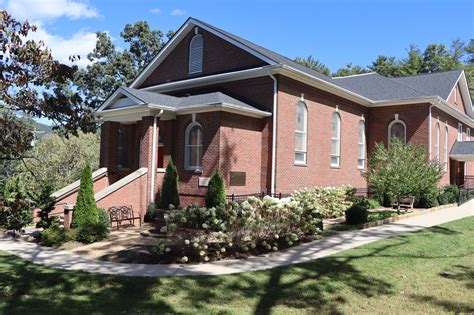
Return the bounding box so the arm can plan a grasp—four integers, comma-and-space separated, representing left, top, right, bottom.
108, 205, 142, 229
392, 196, 415, 209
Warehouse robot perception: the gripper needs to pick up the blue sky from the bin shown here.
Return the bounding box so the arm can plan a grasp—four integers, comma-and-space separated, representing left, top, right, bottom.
2, 0, 473, 72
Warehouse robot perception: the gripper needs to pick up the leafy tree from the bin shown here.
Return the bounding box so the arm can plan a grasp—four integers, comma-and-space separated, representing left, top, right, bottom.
75, 21, 174, 109
399, 45, 423, 76
364, 139, 443, 212
464, 39, 474, 98
369, 55, 401, 77
34, 182, 58, 229
206, 169, 226, 208
0, 11, 94, 135
294, 55, 330, 76
159, 160, 180, 209
0, 179, 33, 231
72, 164, 98, 228
333, 63, 370, 77
17, 132, 100, 191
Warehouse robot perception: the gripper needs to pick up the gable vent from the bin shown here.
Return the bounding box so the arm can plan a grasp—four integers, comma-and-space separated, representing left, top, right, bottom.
189, 34, 203, 74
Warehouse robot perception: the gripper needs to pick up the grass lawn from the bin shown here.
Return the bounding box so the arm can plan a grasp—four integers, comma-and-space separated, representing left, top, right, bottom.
1, 217, 473, 314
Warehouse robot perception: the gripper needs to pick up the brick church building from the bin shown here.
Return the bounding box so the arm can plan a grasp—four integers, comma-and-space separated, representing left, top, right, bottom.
52, 17, 474, 218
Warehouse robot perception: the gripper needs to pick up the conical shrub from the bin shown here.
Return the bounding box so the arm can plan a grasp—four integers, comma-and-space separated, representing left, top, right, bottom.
72, 164, 98, 228
159, 159, 180, 209
206, 168, 226, 208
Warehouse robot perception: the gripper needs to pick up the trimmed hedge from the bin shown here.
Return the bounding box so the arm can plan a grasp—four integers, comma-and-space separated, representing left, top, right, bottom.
205, 169, 226, 208
345, 205, 368, 225
72, 164, 98, 228
159, 160, 180, 209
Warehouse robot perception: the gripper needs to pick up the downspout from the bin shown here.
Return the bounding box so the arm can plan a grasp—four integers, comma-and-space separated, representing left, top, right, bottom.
269, 73, 278, 194
150, 110, 164, 203
429, 104, 434, 160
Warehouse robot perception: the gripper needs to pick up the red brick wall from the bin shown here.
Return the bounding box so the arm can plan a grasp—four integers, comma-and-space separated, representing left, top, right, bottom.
446, 83, 466, 114
140, 28, 267, 88
96, 172, 148, 217
275, 76, 368, 193
219, 112, 265, 195
50, 174, 109, 218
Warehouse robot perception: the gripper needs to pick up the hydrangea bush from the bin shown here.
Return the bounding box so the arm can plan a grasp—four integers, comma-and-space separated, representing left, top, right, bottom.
156, 186, 353, 263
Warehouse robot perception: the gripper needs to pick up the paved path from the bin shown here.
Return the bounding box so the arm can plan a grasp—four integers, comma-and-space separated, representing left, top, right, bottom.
1, 200, 473, 277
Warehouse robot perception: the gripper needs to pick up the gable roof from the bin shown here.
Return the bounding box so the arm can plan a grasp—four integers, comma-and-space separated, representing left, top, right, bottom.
98, 87, 271, 119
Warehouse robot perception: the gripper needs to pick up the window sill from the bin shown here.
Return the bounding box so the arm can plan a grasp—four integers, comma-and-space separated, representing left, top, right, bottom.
185, 168, 203, 174
330, 165, 341, 169
294, 162, 307, 167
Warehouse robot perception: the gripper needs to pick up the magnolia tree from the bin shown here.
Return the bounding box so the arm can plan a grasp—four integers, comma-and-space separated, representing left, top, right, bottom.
364, 139, 443, 211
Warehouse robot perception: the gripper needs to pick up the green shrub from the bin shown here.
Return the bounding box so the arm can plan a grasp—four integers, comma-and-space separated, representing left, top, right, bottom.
39, 224, 76, 247
353, 197, 381, 209
34, 181, 58, 229
159, 160, 180, 209
438, 185, 459, 205
144, 202, 156, 223
416, 193, 439, 209
205, 169, 226, 208
345, 205, 368, 225
0, 179, 33, 231
76, 223, 109, 244
365, 139, 443, 211
72, 164, 99, 228
97, 208, 110, 227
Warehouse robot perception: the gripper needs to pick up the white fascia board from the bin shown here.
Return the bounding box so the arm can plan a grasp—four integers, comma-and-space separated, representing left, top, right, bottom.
449, 154, 474, 162
176, 102, 272, 118
97, 87, 145, 112
279, 66, 373, 106
130, 19, 276, 89
141, 65, 280, 93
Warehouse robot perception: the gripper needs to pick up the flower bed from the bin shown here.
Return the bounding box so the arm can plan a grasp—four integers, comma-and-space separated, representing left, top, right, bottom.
151, 186, 355, 263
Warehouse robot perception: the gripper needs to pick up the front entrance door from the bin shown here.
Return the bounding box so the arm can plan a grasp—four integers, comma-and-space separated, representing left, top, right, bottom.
450, 159, 465, 186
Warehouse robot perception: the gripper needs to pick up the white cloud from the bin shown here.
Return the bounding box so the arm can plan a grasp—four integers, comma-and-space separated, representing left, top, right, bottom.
150, 8, 161, 15
28, 23, 98, 67
170, 9, 186, 16
5, 0, 98, 21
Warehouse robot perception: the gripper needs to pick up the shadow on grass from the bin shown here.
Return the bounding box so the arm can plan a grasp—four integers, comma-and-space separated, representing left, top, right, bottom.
0, 219, 470, 314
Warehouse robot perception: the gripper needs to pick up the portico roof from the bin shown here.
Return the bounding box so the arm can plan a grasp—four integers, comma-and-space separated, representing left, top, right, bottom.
449, 141, 474, 162
95, 87, 272, 122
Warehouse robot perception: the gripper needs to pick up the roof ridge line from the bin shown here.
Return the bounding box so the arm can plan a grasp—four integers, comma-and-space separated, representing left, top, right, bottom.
332, 72, 377, 79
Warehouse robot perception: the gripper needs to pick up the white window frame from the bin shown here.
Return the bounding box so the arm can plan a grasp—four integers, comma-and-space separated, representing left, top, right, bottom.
357, 120, 366, 169
444, 126, 448, 171
435, 122, 440, 161
388, 119, 407, 146
458, 123, 463, 141
184, 121, 203, 171
467, 128, 471, 141
117, 125, 129, 169
294, 101, 308, 164
331, 112, 341, 167
188, 34, 203, 74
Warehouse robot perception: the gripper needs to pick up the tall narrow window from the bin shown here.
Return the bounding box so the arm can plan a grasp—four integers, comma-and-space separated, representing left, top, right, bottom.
388, 120, 406, 146
117, 125, 130, 168
185, 122, 203, 171
435, 122, 440, 161
458, 123, 463, 141
295, 102, 307, 164
358, 120, 366, 169
467, 128, 471, 141
331, 112, 341, 167
189, 34, 203, 74
444, 127, 448, 171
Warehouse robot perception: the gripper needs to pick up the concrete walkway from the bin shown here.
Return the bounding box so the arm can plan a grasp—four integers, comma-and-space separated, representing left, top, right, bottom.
1, 199, 473, 277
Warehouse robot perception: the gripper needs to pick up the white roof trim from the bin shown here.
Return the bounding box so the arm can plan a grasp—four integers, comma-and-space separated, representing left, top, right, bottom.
97, 87, 146, 112
129, 18, 276, 89
445, 71, 473, 117
95, 167, 148, 201
52, 168, 108, 199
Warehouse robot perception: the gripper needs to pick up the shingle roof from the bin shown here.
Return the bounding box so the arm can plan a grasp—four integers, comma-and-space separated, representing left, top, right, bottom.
120, 87, 267, 114
390, 70, 463, 100
191, 18, 464, 103
450, 141, 474, 156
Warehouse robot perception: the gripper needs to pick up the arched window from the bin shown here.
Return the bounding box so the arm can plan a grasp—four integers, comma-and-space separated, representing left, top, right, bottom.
388, 119, 406, 146
358, 120, 366, 169
435, 122, 440, 161
294, 102, 307, 164
331, 112, 341, 167
189, 34, 203, 74
444, 126, 449, 171
185, 122, 203, 171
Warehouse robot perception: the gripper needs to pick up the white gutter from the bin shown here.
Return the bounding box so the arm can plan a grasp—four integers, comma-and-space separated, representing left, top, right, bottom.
150, 110, 164, 203
269, 73, 278, 194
